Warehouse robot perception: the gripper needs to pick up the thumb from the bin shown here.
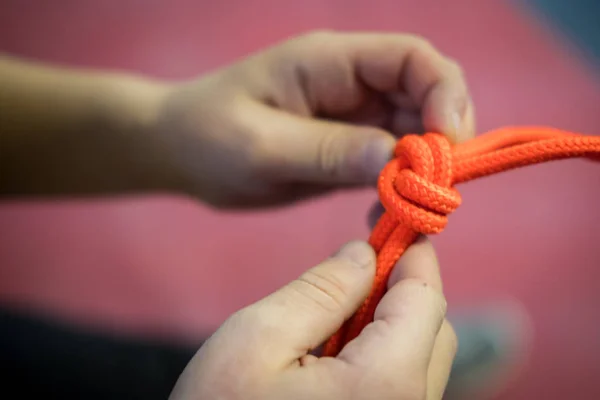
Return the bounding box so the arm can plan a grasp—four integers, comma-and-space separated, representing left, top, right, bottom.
261, 108, 395, 185
228, 241, 375, 367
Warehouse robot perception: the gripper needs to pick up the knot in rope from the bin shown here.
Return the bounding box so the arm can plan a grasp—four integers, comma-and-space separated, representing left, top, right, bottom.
323, 127, 600, 358
379, 133, 461, 235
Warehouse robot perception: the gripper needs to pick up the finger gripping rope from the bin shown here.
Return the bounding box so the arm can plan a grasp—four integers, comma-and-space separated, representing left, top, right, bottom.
322, 126, 600, 357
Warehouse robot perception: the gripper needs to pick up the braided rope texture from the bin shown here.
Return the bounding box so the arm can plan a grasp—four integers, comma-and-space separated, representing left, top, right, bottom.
323, 126, 600, 357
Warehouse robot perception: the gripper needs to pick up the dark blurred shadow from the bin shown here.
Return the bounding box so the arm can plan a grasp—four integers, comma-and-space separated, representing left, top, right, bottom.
0, 308, 200, 399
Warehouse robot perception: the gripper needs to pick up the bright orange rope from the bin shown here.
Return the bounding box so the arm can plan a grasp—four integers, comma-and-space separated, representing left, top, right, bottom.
323, 126, 600, 357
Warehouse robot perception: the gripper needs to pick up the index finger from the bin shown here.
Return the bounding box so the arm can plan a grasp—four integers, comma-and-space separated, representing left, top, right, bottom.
347, 32, 474, 143
294, 31, 476, 143
336, 237, 446, 383
388, 234, 443, 291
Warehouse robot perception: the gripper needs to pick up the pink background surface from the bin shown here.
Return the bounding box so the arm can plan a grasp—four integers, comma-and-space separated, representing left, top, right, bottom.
1, 0, 599, 398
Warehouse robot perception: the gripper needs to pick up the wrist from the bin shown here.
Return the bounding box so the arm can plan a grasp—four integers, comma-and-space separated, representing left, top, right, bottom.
101, 72, 172, 141
100, 73, 191, 195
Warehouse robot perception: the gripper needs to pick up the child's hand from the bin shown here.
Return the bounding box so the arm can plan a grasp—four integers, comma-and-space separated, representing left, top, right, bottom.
155, 31, 475, 207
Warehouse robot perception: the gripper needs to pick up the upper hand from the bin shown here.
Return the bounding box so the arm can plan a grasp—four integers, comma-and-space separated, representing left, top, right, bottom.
155, 31, 475, 207
169, 237, 456, 399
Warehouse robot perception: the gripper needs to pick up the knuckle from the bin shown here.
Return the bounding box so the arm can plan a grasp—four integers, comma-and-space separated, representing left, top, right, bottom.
404, 36, 467, 85
315, 127, 386, 181
221, 307, 262, 341
400, 278, 448, 316
443, 320, 459, 357
303, 29, 337, 43
444, 58, 465, 80
294, 266, 350, 313
415, 37, 435, 53
316, 130, 347, 178
284, 30, 335, 54
291, 30, 342, 59
436, 290, 448, 318
227, 306, 275, 339
315, 127, 381, 180
355, 318, 396, 345
243, 123, 288, 180
405, 34, 436, 53
226, 306, 256, 328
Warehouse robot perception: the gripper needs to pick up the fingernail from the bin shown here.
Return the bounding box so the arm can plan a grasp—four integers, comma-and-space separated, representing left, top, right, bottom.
452, 112, 462, 138
337, 241, 375, 269
364, 136, 395, 183
449, 96, 469, 143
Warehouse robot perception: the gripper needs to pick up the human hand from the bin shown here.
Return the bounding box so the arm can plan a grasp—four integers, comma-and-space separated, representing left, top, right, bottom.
169, 237, 457, 400
155, 31, 475, 207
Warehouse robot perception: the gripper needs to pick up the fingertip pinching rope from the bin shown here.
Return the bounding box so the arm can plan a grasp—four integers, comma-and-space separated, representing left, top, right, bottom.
323, 127, 600, 357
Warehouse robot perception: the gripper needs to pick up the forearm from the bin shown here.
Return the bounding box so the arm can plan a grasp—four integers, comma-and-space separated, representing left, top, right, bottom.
0, 55, 182, 198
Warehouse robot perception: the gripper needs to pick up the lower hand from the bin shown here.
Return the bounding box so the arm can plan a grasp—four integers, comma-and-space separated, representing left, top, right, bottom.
169, 237, 456, 399
155, 31, 475, 207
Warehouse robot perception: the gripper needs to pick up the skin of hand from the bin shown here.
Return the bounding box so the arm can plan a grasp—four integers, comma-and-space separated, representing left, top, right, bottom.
169, 236, 457, 400
0, 31, 474, 204
155, 31, 476, 207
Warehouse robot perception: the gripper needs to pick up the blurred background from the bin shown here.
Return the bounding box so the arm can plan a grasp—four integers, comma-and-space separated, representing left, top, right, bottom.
0, 0, 599, 398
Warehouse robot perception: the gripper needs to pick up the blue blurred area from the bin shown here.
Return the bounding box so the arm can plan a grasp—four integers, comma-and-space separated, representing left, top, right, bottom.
523, 0, 600, 66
